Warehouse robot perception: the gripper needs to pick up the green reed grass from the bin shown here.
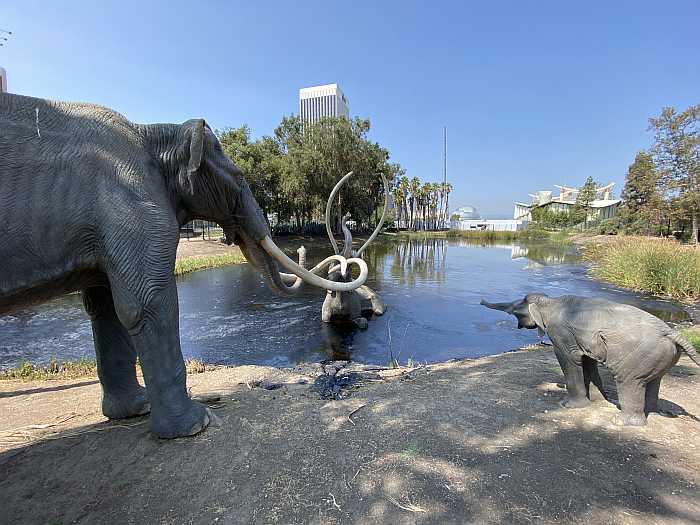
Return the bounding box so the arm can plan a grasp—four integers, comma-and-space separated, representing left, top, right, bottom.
0, 357, 211, 381
680, 328, 700, 353
584, 238, 700, 301
174, 253, 246, 276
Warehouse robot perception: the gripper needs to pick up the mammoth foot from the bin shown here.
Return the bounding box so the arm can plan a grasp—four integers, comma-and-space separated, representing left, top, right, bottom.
150, 400, 211, 439
356, 286, 386, 316
102, 386, 150, 420
614, 412, 647, 427
559, 396, 591, 409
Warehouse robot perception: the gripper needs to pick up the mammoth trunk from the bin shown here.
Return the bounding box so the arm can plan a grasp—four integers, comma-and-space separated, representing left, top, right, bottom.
235, 233, 296, 297
480, 299, 516, 313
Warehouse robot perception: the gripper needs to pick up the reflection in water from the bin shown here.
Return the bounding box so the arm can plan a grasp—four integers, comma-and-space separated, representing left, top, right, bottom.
0, 238, 692, 368
511, 242, 580, 265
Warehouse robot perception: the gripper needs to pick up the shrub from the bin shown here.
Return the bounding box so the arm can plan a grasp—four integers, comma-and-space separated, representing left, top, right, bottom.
584, 237, 700, 301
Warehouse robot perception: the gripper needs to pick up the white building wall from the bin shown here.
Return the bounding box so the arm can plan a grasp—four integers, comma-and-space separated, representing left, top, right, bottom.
0, 68, 7, 93
299, 83, 349, 123
451, 219, 525, 232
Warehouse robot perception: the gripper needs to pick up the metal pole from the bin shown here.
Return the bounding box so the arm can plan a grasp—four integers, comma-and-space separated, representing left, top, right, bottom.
443, 126, 447, 228
443, 126, 446, 186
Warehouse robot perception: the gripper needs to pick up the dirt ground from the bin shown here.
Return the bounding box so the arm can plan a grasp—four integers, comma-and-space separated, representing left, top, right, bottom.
175, 234, 375, 261
0, 348, 698, 525
176, 236, 243, 260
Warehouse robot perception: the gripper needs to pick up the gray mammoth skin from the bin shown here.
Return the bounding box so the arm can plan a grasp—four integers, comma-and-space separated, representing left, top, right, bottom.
0, 93, 322, 438
321, 271, 385, 330
320, 188, 386, 330
481, 294, 700, 426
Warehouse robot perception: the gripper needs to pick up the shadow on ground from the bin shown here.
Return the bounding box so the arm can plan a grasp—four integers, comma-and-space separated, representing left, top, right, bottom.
0, 350, 698, 524
0, 379, 100, 399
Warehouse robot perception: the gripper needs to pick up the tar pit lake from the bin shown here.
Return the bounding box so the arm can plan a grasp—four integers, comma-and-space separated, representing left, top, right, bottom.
0, 237, 691, 369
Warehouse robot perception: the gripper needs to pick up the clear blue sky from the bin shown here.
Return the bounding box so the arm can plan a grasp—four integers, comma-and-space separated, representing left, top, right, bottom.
2, 1, 698, 217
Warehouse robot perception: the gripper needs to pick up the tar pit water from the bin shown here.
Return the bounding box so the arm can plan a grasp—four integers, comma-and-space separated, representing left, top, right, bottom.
0, 237, 691, 369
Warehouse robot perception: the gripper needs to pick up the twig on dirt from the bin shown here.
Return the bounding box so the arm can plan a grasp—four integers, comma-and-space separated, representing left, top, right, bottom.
386, 496, 426, 513
43, 420, 147, 439
347, 404, 367, 426
0, 412, 80, 435
0, 419, 148, 447
328, 492, 341, 511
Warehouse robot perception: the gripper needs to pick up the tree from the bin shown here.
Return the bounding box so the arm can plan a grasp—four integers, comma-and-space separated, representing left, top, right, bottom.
619, 150, 661, 233
573, 176, 597, 227
443, 182, 453, 229
408, 176, 420, 230
649, 104, 700, 243
218, 126, 283, 219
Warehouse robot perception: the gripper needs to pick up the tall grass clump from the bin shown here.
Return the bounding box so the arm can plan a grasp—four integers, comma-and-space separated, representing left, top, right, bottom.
0, 357, 98, 381
585, 238, 700, 301
446, 229, 519, 241
174, 253, 246, 276
681, 329, 700, 353
445, 226, 568, 243
0, 357, 213, 381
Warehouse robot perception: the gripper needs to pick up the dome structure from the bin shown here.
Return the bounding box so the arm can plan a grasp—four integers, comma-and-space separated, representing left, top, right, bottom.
454, 206, 481, 220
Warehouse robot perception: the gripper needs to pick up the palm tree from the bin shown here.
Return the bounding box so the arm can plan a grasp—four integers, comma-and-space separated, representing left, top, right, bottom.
443, 182, 453, 228
398, 176, 410, 229
437, 182, 445, 229
408, 176, 420, 230
431, 182, 440, 229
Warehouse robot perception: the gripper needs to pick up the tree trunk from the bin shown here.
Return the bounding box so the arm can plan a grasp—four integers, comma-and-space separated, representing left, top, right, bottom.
693, 213, 699, 245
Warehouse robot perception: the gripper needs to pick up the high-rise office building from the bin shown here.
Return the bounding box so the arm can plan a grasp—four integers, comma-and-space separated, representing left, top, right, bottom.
299, 83, 349, 123
0, 67, 7, 93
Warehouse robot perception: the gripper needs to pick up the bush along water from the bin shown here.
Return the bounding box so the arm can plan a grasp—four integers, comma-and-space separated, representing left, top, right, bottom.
584, 237, 700, 301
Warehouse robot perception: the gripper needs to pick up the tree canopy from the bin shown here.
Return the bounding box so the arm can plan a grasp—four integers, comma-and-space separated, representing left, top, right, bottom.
648, 104, 700, 243
218, 115, 451, 233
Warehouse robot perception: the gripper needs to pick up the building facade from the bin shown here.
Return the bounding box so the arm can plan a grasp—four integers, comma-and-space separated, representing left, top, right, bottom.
450, 205, 524, 232
0, 67, 7, 93
299, 83, 349, 123
513, 182, 620, 222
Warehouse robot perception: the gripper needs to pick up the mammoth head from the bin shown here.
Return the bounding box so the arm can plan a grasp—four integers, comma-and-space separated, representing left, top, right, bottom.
176, 118, 270, 240
167, 119, 368, 297
480, 293, 549, 333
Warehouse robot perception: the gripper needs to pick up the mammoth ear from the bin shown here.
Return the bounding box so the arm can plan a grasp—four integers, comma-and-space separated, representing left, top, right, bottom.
528, 303, 546, 333
187, 119, 206, 174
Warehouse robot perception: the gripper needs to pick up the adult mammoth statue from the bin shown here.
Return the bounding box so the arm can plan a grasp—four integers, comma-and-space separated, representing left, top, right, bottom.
0, 93, 367, 438
481, 294, 700, 426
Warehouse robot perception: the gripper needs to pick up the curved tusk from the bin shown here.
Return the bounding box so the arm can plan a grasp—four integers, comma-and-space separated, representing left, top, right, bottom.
356, 172, 390, 257
325, 171, 354, 256
260, 236, 367, 292
340, 212, 353, 259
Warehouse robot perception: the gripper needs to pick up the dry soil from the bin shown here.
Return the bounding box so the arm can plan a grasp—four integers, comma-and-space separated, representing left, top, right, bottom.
0, 348, 698, 524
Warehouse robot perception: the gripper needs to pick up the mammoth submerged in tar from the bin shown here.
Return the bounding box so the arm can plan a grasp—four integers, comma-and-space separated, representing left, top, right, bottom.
304, 170, 387, 330
482, 293, 700, 426
0, 92, 369, 438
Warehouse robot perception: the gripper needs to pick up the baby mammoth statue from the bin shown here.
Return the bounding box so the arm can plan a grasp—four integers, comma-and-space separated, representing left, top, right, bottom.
481, 293, 700, 426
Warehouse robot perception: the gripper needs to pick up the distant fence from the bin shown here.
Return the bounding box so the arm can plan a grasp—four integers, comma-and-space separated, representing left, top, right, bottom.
180, 220, 222, 241
179, 219, 376, 241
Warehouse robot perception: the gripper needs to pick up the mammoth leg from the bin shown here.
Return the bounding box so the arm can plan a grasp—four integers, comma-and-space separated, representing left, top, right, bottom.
353, 317, 369, 330
83, 286, 149, 419
616, 379, 647, 426
111, 277, 209, 438
644, 376, 662, 414
553, 346, 590, 409
582, 356, 607, 402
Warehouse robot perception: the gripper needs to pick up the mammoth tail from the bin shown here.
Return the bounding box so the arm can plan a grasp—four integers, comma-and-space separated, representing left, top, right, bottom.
669, 331, 700, 367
